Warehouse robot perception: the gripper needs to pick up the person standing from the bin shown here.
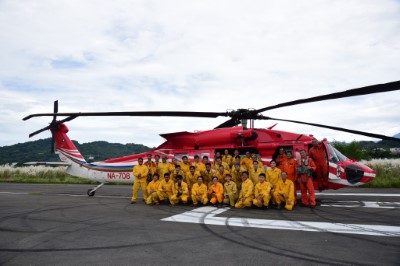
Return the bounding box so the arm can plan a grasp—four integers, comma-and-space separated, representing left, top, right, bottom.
131, 158, 149, 204
282, 151, 298, 205
309, 138, 329, 190
297, 149, 317, 208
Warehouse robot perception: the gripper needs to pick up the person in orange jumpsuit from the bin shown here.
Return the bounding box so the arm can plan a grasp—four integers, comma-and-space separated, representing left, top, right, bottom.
157, 173, 174, 204
275, 147, 288, 171
146, 173, 161, 205
208, 176, 224, 207
273, 172, 295, 211
253, 173, 271, 208
191, 176, 208, 206
170, 175, 189, 205
297, 149, 317, 208
234, 171, 254, 208
131, 157, 149, 204
309, 138, 329, 191
281, 151, 298, 205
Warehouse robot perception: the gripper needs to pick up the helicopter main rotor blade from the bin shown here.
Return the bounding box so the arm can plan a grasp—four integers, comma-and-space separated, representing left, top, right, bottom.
23, 111, 228, 121
260, 116, 400, 142
214, 118, 240, 129
29, 116, 78, 138
256, 80, 400, 113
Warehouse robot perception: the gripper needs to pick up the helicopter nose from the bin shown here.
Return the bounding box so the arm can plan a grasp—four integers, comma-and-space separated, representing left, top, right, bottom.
345, 163, 375, 184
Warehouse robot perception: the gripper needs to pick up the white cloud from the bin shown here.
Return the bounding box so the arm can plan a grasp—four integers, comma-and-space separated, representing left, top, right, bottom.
0, 0, 399, 148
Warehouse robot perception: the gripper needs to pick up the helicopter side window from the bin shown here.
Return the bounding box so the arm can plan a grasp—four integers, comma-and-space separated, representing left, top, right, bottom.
326, 143, 349, 163
174, 153, 189, 162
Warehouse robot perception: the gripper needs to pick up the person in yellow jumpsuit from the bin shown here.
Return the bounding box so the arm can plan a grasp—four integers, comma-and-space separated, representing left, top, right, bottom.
273, 171, 295, 210
131, 157, 149, 204
193, 154, 206, 173
157, 155, 170, 181
146, 173, 161, 205
170, 175, 189, 205
222, 149, 233, 168
249, 161, 265, 184
185, 165, 201, 191
223, 174, 237, 207
266, 160, 282, 193
157, 173, 174, 204
179, 155, 192, 173
191, 176, 208, 206
253, 173, 271, 208
145, 153, 157, 176
169, 158, 180, 173
235, 171, 254, 208
231, 162, 246, 191
241, 151, 253, 171
251, 153, 264, 169
215, 165, 230, 184
170, 164, 185, 183
213, 157, 230, 172
232, 155, 242, 171
208, 176, 224, 207
201, 163, 217, 187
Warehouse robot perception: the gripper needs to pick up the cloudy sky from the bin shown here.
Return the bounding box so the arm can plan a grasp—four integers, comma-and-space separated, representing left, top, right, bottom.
0, 0, 399, 149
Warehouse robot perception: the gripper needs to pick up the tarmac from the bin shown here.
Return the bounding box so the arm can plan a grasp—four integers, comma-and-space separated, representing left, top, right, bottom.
0, 183, 399, 265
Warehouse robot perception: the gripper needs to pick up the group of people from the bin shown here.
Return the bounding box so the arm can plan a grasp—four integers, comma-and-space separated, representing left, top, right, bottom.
131, 139, 328, 210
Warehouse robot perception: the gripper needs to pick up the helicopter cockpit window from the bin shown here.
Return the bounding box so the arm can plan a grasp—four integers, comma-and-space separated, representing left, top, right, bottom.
174, 153, 189, 161
326, 144, 348, 163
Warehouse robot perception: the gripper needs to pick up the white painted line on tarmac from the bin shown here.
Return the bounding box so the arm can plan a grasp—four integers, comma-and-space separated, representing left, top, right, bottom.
321, 201, 400, 209
162, 207, 400, 237
315, 193, 400, 197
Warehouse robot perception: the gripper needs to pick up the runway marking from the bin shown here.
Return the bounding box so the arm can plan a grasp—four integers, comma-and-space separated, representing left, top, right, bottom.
315, 193, 400, 197
321, 201, 400, 209
162, 207, 400, 237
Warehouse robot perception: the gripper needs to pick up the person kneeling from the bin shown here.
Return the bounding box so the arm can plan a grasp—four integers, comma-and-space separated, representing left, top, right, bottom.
272, 172, 295, 211
170, 175, 189, 205
146, 173, 161, 205
191, 176, 208, 206
208, 176, 224, 207
235, 171, 254, 208
253, 173, 271, 208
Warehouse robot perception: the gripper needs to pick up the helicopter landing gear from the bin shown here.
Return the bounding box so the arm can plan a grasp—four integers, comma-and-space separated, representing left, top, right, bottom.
87, 182, 105, 197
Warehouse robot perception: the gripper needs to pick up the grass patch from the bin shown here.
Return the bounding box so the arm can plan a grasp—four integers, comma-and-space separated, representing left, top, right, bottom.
0, 165, 97, 184
360, 159, 400, 188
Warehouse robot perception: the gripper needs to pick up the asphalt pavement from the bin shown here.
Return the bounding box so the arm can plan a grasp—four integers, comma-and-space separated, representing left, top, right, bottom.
0, 183, 399, 265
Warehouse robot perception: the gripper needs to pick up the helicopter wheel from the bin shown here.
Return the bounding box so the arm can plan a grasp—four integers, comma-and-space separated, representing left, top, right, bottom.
87, 189, 95, 197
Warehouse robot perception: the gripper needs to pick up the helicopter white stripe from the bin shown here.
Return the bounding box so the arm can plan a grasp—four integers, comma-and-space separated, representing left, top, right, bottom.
162, 207, 400, 237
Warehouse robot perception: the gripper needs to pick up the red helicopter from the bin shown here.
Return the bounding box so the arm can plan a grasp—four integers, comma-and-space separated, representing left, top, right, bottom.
23, 80, 400, 196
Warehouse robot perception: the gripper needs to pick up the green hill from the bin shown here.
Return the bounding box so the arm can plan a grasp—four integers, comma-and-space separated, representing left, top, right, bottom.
0, 138, 152, 165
